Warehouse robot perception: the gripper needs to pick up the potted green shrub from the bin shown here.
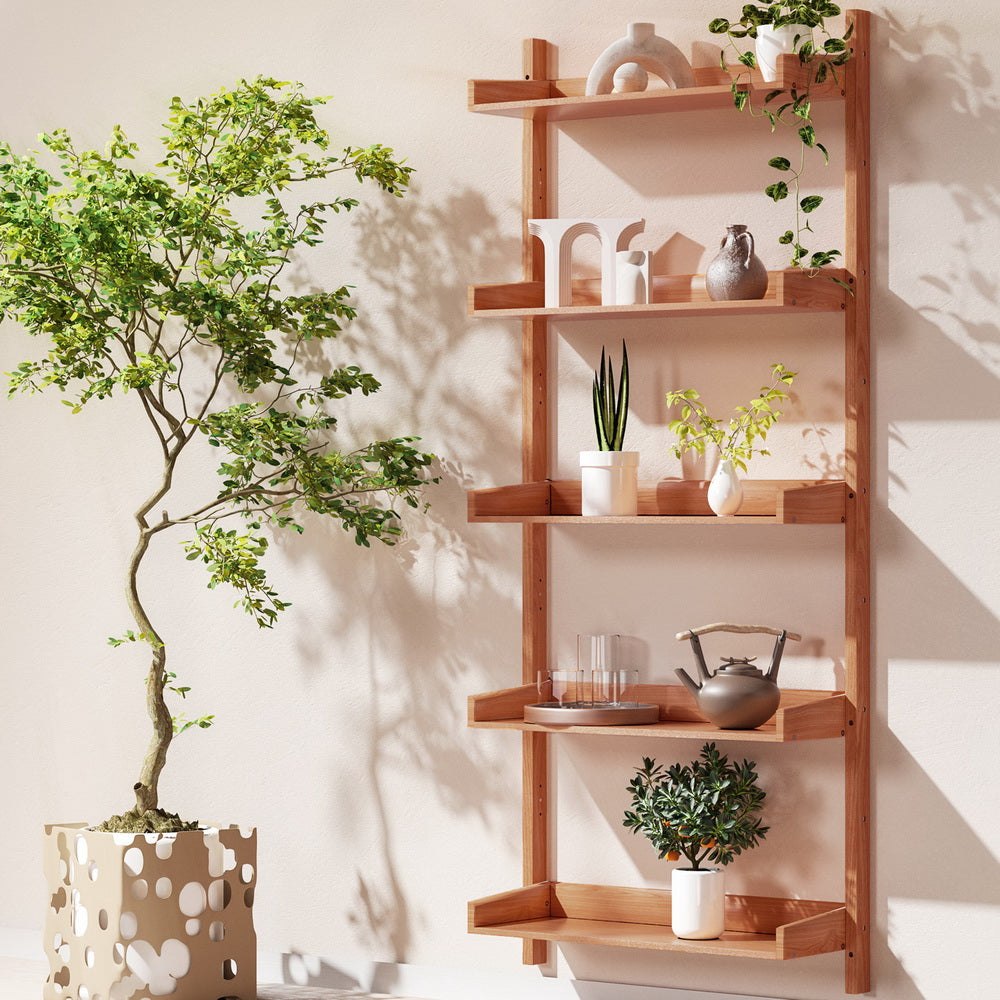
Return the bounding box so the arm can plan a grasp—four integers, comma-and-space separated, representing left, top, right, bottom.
580, 341, 637, 516
1, 76, 437, 1000
708, 2, 854, 280
665, 362, 797, 515
624, 743, 768, 939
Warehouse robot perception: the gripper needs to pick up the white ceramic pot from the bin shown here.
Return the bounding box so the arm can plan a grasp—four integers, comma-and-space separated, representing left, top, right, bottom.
755, 23, 812, 82
580, 451, 639, 516
707, 459, 743, 516
671, 867, 726, 940
43, 822, 257, 1000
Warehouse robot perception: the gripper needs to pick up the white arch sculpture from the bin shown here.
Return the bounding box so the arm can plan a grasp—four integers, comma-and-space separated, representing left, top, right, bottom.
585, 22, 695, 96
527, 218, 646, 308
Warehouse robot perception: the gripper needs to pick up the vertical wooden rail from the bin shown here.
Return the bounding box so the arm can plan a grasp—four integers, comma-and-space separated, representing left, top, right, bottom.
520, 37, 551, 967
843, 10, 871, 995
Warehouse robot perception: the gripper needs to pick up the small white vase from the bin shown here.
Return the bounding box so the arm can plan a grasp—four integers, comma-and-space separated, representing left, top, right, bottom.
707, 459, 743, 516
755, 23, 812, 82
671, 867, 726, 940
579, 451, 639, 516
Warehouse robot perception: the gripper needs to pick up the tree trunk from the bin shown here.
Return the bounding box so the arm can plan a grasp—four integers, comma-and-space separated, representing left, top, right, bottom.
125, 527, 172, 814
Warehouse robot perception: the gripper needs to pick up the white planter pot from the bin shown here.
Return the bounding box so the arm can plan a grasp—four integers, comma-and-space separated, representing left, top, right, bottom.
707, 459, 743, 516
580, 451, 639, 516
671, 867, 726, 940
755, 23, 812, 82
43, 822, 256, 1000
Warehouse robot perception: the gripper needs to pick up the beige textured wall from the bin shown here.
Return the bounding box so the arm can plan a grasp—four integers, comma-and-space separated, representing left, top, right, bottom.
1, 2, 998, 998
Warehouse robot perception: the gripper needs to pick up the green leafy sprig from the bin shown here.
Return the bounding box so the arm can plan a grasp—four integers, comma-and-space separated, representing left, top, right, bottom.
624, 743, 769, 870
708, 2, 853, 279
665, 363, 796, 473
592, 341, 630, 451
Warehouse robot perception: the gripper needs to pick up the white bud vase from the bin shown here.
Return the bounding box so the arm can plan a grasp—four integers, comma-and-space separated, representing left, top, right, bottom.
707, 459, 743, 516
671, 867, 725, 940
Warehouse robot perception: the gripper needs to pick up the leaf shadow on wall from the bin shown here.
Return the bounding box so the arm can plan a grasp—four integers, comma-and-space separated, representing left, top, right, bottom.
276, 183, 525, 969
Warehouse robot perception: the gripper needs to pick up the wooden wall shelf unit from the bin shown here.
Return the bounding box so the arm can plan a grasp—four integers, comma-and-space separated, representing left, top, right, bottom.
470, 883, 846, 961
465, 11, 871, 994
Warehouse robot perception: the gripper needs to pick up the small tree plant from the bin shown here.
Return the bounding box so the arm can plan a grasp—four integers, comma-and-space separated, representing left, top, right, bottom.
665, 362, 797, 473
0, 77, 437, 831
624, 743, 768, 870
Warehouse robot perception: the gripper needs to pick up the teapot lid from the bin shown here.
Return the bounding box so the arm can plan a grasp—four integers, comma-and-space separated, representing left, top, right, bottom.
717, 657, 766, 678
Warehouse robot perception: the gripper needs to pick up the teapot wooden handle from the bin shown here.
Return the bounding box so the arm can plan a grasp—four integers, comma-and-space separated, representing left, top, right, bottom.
675, 622, 802, 642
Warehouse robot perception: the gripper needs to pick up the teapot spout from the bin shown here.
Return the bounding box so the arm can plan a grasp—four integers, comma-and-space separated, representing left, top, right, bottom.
675, 667, 702, 699
765, 630, 789, 682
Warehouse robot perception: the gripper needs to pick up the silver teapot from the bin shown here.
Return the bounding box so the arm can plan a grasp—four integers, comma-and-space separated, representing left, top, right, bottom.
674, 623, 801, 729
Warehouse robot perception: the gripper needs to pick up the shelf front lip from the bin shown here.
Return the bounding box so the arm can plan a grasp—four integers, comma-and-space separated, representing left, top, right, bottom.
468, 63, 844, 121
468, 480, 848, 525
469, 882, 846, 960
468, 269, 849, 320
469, 686, 847, 742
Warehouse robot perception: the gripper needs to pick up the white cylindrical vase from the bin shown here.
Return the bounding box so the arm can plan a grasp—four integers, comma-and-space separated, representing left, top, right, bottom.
579, 451, 639, 516
755, 23, 812, 82
671, 867, 725, 940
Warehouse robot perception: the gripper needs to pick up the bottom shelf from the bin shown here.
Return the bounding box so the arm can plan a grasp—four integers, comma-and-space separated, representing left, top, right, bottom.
469, 882, 845, 960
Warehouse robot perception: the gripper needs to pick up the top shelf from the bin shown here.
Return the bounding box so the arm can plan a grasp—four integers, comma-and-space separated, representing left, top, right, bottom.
469, 58, 845, 121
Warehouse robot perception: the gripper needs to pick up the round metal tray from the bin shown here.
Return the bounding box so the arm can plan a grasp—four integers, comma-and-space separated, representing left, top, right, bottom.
523, 702, 661, 725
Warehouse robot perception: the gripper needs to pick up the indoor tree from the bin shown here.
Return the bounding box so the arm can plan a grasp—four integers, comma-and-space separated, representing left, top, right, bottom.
0, 77, 437, 831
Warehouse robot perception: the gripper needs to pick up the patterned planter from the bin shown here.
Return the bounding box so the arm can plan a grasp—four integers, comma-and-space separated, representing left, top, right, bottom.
43, 823, 256, 1000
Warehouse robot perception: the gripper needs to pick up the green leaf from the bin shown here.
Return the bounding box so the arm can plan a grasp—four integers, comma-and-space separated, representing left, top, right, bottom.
738, 51, 757, 68
778, 230, 794, 244
709, 17, 731, 33
798, 124, 817, 147
800, 194, 823, 213
768, 156, 791, 171
764, 181, 789, 202
733, 88, 749, 111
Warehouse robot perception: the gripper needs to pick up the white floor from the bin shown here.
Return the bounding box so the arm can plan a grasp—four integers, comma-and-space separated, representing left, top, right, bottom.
0, 958, 425, 1000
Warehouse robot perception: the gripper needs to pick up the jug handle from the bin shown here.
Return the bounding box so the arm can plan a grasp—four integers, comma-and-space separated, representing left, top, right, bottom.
738, 230, 755, 269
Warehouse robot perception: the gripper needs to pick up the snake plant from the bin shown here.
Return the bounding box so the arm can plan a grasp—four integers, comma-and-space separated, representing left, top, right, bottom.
592, 341, 630, 451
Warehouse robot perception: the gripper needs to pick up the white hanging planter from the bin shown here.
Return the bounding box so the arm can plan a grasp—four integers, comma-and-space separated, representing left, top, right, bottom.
43, 823, 257, 1000
671, 867, 726, 940
707, 459, 743, 516
580, 451, 639, 516
754, 23, 812, 82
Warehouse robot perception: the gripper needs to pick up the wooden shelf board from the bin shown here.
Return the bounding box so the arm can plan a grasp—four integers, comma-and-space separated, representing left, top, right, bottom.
469, 883, 846, 960
468, 480, 847, 525
469, 269, 849, 319
469, 685, 846, 742
469, 59, 844, 121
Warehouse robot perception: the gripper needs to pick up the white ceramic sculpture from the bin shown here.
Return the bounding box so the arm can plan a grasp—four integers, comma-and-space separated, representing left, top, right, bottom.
615, 250, 651, 305
585, 22, 695, 96
527, 218, 645, 307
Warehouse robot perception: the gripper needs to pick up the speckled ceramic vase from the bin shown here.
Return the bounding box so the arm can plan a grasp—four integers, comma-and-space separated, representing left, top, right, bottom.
705, 224, 768, 301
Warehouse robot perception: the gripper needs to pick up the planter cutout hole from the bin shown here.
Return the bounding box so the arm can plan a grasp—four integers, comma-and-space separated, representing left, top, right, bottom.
209, 921, 225, 942
222, 958, 237, 980
131, 879, 148, 901
155, 877, 172, 899
179, 881, 207, 917
119, 911, 138, 940
186, 919, 201, 936
123, 848, 144, 877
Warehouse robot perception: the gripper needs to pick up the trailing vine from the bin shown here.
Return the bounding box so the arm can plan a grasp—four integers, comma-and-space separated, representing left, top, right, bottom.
709, 2, 853, 283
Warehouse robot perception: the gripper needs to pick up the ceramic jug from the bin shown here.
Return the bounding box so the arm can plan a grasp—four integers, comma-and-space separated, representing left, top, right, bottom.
705, 224, 768, 301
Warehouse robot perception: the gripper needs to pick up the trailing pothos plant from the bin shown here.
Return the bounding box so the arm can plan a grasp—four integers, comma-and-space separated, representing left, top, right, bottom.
0, 77, 438, 832
624, 743, 769, 870
665, 362, 797, 473
709, 2, 854, 285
